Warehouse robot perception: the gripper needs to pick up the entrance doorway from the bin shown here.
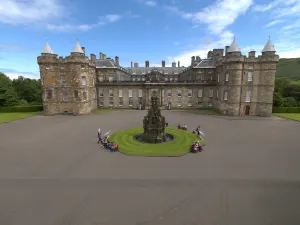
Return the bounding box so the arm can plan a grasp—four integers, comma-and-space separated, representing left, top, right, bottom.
245, 105, 250, 115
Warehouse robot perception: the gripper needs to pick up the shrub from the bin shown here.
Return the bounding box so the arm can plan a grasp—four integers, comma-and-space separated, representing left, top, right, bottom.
272, 107, 300, 113
0, 105, 43, 112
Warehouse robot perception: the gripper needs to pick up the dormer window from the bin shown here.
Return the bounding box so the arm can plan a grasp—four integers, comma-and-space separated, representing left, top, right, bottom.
142, 70, 145, 74
132, 70, 136, 74
165, 70, 168, 74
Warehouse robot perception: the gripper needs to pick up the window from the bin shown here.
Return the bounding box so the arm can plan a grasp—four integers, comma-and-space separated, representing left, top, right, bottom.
128, 89, 132, 98
167, 89, 172, 97
83, 92, 87, 100
224, 91, 228, 100
93, 90, 96, 99
109, 76, 113, 82
81, 76, 86, 86
47, 90, 52, 99
142, 70, 145, 74
74, 90, 78, 98
132, 69, 136, 74
247, 71, 253, 82
249, 65, 254, 70
216, 89, 219, 98
209, 89, 213, 97
63, 90, 68, 101
119, 98, 123, 106
198, 89, 203, 98
98, 89, 104, 97
142, 77, 145, 81
137, 77, 140, 81
81, 65, 85, 69
109, 89, 113, 97
165, 77, 168, 81
225, 73, 229, 82
138, 89, 143, 97
99, 101, 104, 106
119, 89, 123, 97
174, 77, 177, 81
174, 70, 178, 74
210, 75, 213, 81
208, 103, 212, 107
133, 77, 136, 81
60, 75, 65, 85
178, 88, 182, 97
109, 100, 113, 106
129, 98, 133, 106
217, 74, 220, 82
165, 70, 168, 74
170, 77, 173, 82
200, 75, 204, 81
246, 90, 251, 102
188, 89, 192, 97
99, 76, 104, 82
208, 70, 213, 73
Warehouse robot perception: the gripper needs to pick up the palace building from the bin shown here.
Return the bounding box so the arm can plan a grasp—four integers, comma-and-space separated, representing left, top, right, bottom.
37, 37, 279, 116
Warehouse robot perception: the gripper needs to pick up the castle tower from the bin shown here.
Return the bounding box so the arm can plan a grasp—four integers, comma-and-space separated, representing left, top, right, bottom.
37, 39, 97, 116
220, 37, 244, 116
257, 36, 279, 116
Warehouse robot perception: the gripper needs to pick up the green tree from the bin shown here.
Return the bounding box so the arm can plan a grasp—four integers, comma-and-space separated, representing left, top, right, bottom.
283, 97, 299, 107
0, 72, 19, 106
273, 92, 284, 107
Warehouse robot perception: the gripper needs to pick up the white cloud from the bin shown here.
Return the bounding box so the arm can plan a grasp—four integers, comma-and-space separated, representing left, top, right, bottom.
145, 1, 157, 7
0, 69, 39, 79
105, 14, 122, 23
46, 24, 95, 32
0, 44, 27, 51
264, 19, 285, 27
0, 0, 64, 24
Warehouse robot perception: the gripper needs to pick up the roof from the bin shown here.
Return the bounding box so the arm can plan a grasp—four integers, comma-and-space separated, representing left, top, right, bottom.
194, 59, 216, 68
72, 39, 84, 53
41, 41, 54, 54
96, 59, 116, 68
227, 39, 240, 53
123, 66, 185, 75
262, 38, 276, 52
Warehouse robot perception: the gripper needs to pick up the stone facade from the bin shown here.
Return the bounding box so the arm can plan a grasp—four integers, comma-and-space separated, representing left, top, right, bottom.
38, 38, 279, 116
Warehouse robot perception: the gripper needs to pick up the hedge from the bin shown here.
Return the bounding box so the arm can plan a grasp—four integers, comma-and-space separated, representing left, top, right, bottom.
272, 107, 300, 113
0, 105, 43, 113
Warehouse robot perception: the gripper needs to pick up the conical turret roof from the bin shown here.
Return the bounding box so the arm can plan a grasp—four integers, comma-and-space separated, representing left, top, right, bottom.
72, 39, 84, 53
227, 38, 240, 53
41, 40, 54, 54
262, 37, 276, 52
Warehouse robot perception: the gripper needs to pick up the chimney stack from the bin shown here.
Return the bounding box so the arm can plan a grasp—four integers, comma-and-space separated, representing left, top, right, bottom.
191, 56, 195, 66
162, 60, 166, 67
248, 51, 256, 58
115, 56, 119, 66
131, 61, 133, 67
178, 61, 180, 67
81, 47, 85, 54
172, 61, 176, 67
145, 60, 149, 67
90, 54, 96, 64
103, 54, 106, 59
134, 62, 139, 68
99, 52, 103, 59
225, 46, 229, 55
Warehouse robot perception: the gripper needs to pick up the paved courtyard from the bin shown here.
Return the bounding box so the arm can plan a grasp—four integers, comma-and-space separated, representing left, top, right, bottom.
0, 110, 300, 225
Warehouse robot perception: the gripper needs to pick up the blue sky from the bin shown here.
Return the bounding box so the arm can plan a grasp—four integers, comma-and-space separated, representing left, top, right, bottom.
1, 0, 300, 79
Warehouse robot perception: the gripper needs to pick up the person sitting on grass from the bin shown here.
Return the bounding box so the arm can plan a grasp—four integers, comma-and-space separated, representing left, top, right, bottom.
183, 124, 187, 130
178, 124, 181, 129
97, 128, 102, 144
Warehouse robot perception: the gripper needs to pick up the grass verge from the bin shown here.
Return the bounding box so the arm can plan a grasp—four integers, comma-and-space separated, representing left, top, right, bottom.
273, 113, 300, 122
0, 112, 41, 124
183, 109, 219, 115
91, 109, 126, 114
109, 127, 204, 157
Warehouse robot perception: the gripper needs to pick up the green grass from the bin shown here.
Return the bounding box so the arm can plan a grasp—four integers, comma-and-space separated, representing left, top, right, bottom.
91, 109, 126, 114
0, 112, 41, 124
183, 109, 219, 115
109, 127, 205, 157
273, 113, 300, 121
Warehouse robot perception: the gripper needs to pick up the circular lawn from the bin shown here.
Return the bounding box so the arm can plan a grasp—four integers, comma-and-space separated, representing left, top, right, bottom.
109, 127, 205, 157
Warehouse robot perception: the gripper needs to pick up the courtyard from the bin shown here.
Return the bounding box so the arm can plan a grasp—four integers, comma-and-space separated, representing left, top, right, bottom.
0, 110, 300, 225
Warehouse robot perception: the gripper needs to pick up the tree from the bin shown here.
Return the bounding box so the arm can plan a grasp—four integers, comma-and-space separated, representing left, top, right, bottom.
273, 92, 284, 107
283, 97, 299, 107
0, 73, 19, 106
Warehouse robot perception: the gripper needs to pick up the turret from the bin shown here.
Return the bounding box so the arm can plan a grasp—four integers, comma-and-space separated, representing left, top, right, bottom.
71, 38, 85, 56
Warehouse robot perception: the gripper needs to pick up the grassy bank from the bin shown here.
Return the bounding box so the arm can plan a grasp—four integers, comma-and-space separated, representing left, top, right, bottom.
273, 113, 300, 122
0, 112, 41, 124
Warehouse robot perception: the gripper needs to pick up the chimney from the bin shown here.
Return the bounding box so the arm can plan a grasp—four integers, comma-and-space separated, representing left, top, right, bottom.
81, 47, 85, 54
248, 51, 256, 58
196, 56, 201, 61
134, 62, 139, 68
99, 52, 103, 59
115, 56, 119, 66
131, 61, 133, 67
90, 54, 96, 64
191, 56, 195, 66
178, 61, 180, 67
225, 46, 229, 55
162, 60, 166, 67
172, 62, 176, 67
103, 54, 106, 59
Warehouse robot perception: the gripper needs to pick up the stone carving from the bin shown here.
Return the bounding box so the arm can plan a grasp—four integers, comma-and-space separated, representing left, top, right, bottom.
142, 91, 166, 143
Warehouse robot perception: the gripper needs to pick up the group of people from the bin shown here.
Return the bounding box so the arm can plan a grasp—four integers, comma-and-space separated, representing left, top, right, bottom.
190, 141, 204, 153
178, 124, 188, 130
97, 128, 119, 152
